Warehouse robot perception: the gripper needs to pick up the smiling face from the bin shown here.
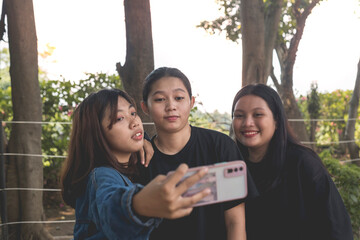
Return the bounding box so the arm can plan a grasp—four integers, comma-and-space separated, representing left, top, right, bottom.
141, 76, 195, 135
232, 95, 276, 162
102, 96, 144, 164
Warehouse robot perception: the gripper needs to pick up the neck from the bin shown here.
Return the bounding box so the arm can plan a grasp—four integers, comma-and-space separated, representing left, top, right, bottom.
248, 148, 266, 163
155, 125, 191, 155
115, 153, 132, 165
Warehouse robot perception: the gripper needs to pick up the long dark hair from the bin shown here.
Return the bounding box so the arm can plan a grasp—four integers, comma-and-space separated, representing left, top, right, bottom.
61, 89, 139, 207
231, 84, 300, 191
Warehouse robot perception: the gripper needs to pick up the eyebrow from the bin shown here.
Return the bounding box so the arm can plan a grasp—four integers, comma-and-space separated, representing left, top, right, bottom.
234, 107, 265, 112
117, 104, 135, 112
151, 88, 187, 96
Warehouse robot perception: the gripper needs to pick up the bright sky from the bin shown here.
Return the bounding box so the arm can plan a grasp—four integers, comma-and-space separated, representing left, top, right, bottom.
27, 0, 360, 113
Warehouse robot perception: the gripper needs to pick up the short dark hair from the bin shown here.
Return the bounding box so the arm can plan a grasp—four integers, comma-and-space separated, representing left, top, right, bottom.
61, 88, 139, 207
142, 67, 192, 103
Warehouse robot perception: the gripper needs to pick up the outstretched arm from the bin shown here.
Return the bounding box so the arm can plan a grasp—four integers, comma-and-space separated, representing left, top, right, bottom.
132, 163, 210, 219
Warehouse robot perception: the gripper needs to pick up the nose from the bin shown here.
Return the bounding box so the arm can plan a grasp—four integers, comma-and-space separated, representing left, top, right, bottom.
165, 99, 176, 111
242, 116, 254, 127
130, 115, 140, 129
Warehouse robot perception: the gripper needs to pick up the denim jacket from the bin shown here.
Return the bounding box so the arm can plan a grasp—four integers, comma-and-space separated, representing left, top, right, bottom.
73, 167, 162, 240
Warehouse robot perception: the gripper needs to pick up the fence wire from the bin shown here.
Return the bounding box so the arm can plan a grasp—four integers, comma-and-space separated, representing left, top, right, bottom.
1, 118, 360, 235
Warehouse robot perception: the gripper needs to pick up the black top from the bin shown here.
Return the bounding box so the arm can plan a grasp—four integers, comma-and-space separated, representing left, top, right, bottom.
138, 126, 258, 240
245, 143, 353, 240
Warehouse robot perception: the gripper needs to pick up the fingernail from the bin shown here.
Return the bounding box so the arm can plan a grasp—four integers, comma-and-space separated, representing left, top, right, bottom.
204, 188, 211, 194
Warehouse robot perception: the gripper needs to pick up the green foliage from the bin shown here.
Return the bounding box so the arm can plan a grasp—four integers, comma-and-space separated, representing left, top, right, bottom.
0, 47, 10, 84
297, 89, 354, 150
307, 82, 320, 119
197, 0, 322, 44
197, 0, 241, 42
0, 84, 12, 137
0, 48, 11, 135
40, 73, 122, 189
189, 105, 232, 134
1, 71, 123, 194
319, 149, 360, 238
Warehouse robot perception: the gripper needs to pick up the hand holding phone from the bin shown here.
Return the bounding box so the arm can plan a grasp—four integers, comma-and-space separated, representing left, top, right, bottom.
169, 161, 247, 207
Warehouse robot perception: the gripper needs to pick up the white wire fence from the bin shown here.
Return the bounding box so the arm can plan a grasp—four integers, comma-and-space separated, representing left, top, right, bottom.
1, 118, 360, 239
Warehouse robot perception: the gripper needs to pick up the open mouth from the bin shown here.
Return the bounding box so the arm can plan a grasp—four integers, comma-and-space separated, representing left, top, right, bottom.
132, 132, 143, 140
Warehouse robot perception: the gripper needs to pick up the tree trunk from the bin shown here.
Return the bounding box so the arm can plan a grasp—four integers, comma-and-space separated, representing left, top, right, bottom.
240, 0, 266, 86
279, 83, 310, 143
344, 58, 360, 166
116, 0, 156, 137
272, 0, 320, 143
240, 0, 282, 86
5, 0, 52, 239
263, 0, 283, 83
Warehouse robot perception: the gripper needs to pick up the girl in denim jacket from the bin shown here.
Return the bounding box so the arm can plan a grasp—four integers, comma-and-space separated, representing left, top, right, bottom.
61, 89, 210, 239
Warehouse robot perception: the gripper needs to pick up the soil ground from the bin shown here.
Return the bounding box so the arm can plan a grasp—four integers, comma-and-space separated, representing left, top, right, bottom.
44, 204, 75, 239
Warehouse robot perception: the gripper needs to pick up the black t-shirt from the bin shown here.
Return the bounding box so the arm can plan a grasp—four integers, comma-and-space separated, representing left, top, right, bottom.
138, 126, 257, 240
245, 143, 353, 240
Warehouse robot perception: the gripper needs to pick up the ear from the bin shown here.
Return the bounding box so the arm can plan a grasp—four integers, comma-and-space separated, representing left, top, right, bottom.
190, 96, 195, 108
141, 101, 149, 116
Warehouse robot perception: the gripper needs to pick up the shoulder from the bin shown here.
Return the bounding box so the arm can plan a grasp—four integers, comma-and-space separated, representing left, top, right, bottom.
91, 166, 120, 177
90, 167, 131, 187
286, 143, 328, 181
191, 126, 242, 160
192, 125, 234, 143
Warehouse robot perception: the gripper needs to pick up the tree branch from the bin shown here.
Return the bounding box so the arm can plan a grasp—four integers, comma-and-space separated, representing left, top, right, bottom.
0, 0, 7, 41
270, 66, 281, 92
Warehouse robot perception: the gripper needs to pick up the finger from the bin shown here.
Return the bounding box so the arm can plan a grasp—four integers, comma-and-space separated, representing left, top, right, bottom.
181, 188, 211, 207
166, 207, 193, 219
144, 148, 153, 167
143, 139, 154, 167
151, 174, 167, 183
139, 147, 145, 165
175, 167, 209, 194
163, 163, 189, 186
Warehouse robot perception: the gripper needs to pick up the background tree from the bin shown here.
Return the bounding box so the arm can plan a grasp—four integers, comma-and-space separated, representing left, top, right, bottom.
116, 0, 156, 136
3, 0, 52, 238
240, 0, 282, 85
199, 0, 323, 142
345, 58, 360, 166
307, 82, 321, 150
271, 0, 319, 142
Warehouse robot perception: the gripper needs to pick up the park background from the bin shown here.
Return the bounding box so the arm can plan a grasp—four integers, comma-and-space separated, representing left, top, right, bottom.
32, 0, 360, 114
0, 0, 360, 239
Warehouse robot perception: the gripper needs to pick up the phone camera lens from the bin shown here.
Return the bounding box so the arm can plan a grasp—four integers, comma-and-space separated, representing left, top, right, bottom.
227, 169, 233, 173
234, 168, 238, 172
239, 167, 243, 171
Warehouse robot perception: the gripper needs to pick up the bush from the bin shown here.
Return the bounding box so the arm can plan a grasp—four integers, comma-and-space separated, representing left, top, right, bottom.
320, 149, 360, 239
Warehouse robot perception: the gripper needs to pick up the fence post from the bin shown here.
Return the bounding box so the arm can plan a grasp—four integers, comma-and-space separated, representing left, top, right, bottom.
0, 121, 8, 240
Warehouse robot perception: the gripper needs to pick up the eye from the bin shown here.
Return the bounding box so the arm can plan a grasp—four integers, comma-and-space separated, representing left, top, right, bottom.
254, 113, 264, 117
175, 96, 185, 101
233, 114, 244, 119
154, 98, 165, 102
131, 111, 137, 117
116, 116, 124, 122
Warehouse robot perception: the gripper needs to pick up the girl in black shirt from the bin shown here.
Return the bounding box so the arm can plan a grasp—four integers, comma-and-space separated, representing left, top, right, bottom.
231, 84, 353, 239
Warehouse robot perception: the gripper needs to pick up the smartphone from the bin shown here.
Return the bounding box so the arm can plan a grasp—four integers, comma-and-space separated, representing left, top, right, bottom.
170, 160, 248, 207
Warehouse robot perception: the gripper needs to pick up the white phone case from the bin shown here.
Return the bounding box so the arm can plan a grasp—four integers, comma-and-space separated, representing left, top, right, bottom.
170, 160, 248, 207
